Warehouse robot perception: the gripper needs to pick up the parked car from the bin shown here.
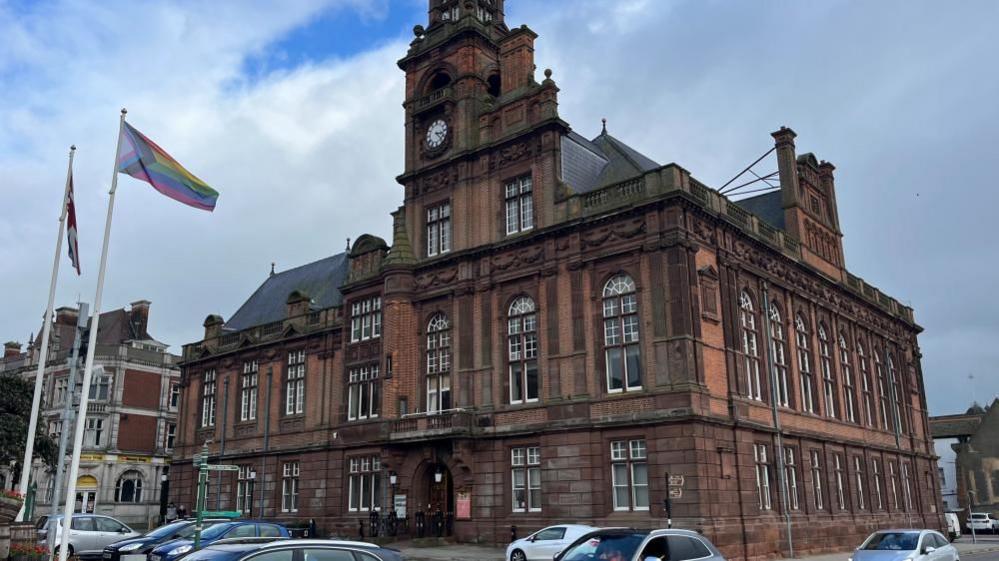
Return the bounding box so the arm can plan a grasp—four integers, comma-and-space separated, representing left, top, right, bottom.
944, 514, 961, 542
174, 539, 402, 561
507, 524, 597, 561
39, 514, 140, 560
849, 529, 958, 561
149, 521, 289, 561
555, 528, 726, 561
967, 513, 998, 534
102, 519, 229, 561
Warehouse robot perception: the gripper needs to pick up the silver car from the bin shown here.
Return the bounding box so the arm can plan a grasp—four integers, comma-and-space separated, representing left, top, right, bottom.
556, 528, 726, 561
41, 514, 140, 559
850, 529, 959, 561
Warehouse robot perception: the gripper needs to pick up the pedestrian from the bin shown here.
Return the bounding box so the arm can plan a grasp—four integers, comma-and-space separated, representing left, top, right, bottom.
166, 502, 178, 523
177, 504, 188, 519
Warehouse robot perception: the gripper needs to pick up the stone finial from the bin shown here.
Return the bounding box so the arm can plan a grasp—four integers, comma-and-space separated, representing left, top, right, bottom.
601, 118, 607, 135
270, 262, 276, 276
384, 208, 416, 267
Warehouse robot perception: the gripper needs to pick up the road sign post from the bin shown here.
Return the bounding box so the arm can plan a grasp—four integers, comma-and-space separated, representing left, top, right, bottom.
194, 444, 208, 550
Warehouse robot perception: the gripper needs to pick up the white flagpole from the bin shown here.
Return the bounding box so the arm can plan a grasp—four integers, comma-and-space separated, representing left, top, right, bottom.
57, 110, 126, 561
16, 144, 76, 521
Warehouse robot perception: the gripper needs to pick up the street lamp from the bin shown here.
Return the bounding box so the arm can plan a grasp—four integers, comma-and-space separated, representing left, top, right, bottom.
159, 473, 170, 525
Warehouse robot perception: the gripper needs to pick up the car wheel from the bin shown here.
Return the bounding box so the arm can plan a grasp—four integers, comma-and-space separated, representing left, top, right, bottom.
55, 544, 74, 558
511, 549, 527, 561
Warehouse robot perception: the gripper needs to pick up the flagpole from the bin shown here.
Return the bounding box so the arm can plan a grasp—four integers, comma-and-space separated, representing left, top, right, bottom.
16, 145, 75, 521
57, 110, 125, 561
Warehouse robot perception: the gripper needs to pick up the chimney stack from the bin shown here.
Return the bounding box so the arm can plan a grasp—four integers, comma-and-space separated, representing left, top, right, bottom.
771, 126, 799, 211
54, 306, 79, 326
4, 341, 21, 358
499, 26, 538, 96
130, 300, 151, 338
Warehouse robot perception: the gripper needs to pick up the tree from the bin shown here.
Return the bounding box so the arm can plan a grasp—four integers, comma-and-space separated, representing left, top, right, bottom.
0, 373, 58, 481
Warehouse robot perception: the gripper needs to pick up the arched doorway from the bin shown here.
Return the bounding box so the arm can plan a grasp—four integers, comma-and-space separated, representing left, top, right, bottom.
75, 475, 98, 513
413, 461, 453, 515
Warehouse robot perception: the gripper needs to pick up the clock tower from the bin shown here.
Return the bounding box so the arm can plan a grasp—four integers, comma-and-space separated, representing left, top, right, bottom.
396, 0, 565, 258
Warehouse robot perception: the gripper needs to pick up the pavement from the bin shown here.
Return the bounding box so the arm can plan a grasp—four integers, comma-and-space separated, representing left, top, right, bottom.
395, 535, 999, 561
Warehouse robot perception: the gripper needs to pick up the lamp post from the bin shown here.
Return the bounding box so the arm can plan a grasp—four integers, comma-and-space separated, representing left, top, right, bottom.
159, 472, 169, 525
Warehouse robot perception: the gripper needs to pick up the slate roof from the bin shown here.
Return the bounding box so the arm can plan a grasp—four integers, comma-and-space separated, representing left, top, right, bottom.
930, 415, 983, 439
225, 253, 349, 331
734, 191, 785, 230
32, 306, 155, 353
560, 130, 660, 194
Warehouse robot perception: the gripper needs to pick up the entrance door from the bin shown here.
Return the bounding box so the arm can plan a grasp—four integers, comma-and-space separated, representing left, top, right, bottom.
75, 490, 97, 513
427, 466, 453, 514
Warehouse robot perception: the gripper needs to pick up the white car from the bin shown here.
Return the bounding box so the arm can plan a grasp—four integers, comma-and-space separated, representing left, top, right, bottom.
506, 524, 596, 561
967, 512, 998, 533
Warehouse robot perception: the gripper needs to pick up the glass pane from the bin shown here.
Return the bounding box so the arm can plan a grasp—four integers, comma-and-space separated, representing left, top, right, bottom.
626, 344, 642, 388
526, 362, 539, 400
301, 549, 354, 561
510, 364, 523, 402
607, 348, 624, 390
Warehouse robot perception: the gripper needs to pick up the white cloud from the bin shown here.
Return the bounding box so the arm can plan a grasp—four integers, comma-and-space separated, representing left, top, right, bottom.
0, 0, 405, 352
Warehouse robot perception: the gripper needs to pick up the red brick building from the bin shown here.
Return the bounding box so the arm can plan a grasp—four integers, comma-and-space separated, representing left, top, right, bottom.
170, 1, 942, 558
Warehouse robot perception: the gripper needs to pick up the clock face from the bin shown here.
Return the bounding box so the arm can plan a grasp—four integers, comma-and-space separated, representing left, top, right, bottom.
425, 119, 448, 150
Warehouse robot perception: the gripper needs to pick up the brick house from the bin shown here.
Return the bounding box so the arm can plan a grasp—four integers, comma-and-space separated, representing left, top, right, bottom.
1, 301, 179, 529
169, 1, 942, 558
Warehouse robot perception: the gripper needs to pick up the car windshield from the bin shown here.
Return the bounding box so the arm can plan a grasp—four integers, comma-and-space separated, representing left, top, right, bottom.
972, 514, 987, 519
199, 523, 238, 540
560, 533, 648, 561
146, 522, 191, 539
863, 532, 920, 551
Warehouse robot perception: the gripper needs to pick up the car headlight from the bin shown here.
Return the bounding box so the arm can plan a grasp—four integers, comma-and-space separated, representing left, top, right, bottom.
119, 543, 143, 552
168, 545, 193, 556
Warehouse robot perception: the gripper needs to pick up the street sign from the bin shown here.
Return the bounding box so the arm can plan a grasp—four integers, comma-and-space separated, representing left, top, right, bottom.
668, 474, 685, 487
202, 511, 241, 518
205, 464, 240, 472
668, 487, 683, 499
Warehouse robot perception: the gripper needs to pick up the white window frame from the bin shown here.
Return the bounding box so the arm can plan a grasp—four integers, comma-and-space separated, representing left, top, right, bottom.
811, 450, 824, 511
902, 463, 913, 511
282, 461, 299, 513
834, 454, 846, 510
603, 275, 642, 393
236, 465, 253, 514
84, 418, 103, 447
755, 444, 772, 510
739, 291, 762, 401
505, 175, 534, 235
858, 342, 874, 426
854, 456, 866, 510
784, 447, 799, 510
286, 350, 306, 415
872, 458, 884, 510
611, 439, 649, 511
769, 304, 790, 407
795, 314, 815, 414
240, 360, 258, 422
201, 369, 217, 427
426, 201, 451, 257
839, 333, 857, 423
169, 383, 180, 409
819, 324, 836, 418
511, 446, 541, 512
348, 365, 380, 421
165, 423, 176, 451
508, 297, 539, 404
350, 297, 382, 343
426, 314, 451, 413
348, 456, 382, 512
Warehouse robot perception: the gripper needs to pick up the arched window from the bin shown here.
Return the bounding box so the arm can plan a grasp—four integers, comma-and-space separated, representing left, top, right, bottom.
768, 303, 790, 407
873, 348, 889, 431
508, 297, 539, 404
857, 340, 874, 426
818, 323, 837, 418
426, 313, 451, 413
839, 332, 858, 423
739, 291, 762, 401
115, 471, 143, 503
603, 275, 641, 393
887, 353, 904, 434
428, 70, 452, 92
794, 314, 816, 413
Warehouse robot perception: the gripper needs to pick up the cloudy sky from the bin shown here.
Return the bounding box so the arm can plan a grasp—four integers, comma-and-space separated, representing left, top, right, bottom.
1, 0, 996, 417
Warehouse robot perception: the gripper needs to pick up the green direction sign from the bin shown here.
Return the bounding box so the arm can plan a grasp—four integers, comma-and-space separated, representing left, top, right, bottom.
202, 510, 242, 518
205, 464, 240, 472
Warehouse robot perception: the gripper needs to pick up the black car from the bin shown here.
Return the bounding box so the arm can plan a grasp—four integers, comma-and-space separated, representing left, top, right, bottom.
102, 519, 228, 561
179, 539, 403, 561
